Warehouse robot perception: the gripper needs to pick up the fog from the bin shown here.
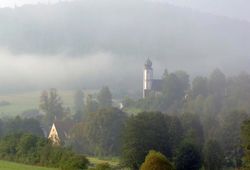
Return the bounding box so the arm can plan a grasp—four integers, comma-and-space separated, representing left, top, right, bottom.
0, 0, 249, 93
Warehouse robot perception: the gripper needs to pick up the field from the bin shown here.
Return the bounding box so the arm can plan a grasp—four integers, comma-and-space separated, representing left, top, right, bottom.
87, 156, 119, 167
0, 160, 57, 170
0, 90, 75, 118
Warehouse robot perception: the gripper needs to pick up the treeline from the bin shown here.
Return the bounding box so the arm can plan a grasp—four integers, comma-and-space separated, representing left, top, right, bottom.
0, 133, 88, 170
0, 116, 89, 170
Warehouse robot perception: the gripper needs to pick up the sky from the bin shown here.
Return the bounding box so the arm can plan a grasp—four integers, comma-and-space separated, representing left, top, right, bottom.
163, 0, 250, 22
1, 0, 249, 22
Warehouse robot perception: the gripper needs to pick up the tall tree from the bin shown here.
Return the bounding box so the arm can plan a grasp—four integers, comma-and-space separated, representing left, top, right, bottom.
85, 94, 98, 114
218, 110, 248, 168
241, 119, 250, 169
192, 76, 208, 98
203, 140, 224, 170
39, 88, 65, 126
97, 86, 112, 109
180, 113, 204, 148
84, 108, 127, 156
175, 142, 202, 170
121, 112, 171, 170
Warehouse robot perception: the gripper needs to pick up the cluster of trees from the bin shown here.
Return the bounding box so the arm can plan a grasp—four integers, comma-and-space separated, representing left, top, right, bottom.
71, 107, 127, 157
0, 133, 89, 170
121, 69, 250, 169
0, 116, 44, 138
121, 111, 224, 170
40, 87, 112, 128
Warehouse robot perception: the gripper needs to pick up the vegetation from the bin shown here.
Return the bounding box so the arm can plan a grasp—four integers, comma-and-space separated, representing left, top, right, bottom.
203, 140, 224, 170
1, 69, 250, 170
0, 160, 57, 170
0, 133, 89, 170
241, 120, 250, 169
175, 142, 202, 170
140, 150, 174, 170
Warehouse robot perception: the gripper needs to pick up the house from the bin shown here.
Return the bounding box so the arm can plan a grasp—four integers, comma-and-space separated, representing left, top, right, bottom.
48, 121, 73, 146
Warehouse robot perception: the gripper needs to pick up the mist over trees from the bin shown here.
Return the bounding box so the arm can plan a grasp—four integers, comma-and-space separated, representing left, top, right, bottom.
0, 0, 249, 92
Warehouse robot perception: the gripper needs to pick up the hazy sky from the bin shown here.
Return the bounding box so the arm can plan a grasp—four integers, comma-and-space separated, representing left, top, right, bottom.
163, 0, 250, 22
1, 0, 249, 22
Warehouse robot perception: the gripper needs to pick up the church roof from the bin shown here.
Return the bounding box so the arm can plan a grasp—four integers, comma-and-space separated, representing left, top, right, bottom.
52, 120, 74, 141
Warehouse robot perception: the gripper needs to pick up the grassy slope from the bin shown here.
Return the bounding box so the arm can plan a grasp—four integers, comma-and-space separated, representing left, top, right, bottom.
0, 160, 57, 170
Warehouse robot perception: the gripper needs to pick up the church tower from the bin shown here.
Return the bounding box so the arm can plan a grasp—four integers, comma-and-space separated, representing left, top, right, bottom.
143, 59, 153, 98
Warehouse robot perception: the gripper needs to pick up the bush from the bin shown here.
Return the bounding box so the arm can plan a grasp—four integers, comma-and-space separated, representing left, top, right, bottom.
140, 150, 174, 170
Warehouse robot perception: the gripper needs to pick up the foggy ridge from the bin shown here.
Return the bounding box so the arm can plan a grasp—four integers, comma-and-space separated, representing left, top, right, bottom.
0, 0, 249, 92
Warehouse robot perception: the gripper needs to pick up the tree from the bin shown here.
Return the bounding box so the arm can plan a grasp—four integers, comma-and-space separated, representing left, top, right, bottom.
40, 89, 65, 126
168, 116, 184, 157
180, 113, 204, 148
4, 117, 44, 137
84, 108, 127, 156
175, 142, 202, 170
85, 94, 98, 114
218, 110, 247, 168
140, 150, 174, 170
74, 90, 85, 120
241, 119, 250, 169
207, 69, 226, 113
97, 86, 112, 109
121, 112, 171, 170
203, 140, 224, 170
192, 76, 208, 97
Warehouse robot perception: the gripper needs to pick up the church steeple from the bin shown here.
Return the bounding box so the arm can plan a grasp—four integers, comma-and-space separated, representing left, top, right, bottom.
143, 59, 153, 98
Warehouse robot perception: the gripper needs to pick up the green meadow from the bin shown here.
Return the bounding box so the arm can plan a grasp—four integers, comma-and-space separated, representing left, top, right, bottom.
0, 160, 57, 170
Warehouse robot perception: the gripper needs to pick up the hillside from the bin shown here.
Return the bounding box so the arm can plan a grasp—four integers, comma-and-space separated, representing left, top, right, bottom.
0, 0, 249, 91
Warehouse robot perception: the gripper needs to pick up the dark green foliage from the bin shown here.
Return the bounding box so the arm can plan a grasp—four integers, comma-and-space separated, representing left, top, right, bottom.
140, 150, 174, 170
218, 110, 247, 168
175, 142, 202, 170
203, 140, 224, 170
97, 86, 112, 109
95, 163, 112, 170
4, 116, 44, 137
168, 116, 184, 157
180, 113, 204, 148
84, 108, 127, 156
121, 112, 171, 170
241, 119, 250, 169
0, 133, 89, 170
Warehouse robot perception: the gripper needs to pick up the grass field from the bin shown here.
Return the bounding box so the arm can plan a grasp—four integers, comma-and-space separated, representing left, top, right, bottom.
0, 90, 75, 118
87, 156, 119, 167
0, 160, 57, 170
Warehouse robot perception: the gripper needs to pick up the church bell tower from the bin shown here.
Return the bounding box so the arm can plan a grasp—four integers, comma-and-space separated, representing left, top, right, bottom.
143, 59, 153, 98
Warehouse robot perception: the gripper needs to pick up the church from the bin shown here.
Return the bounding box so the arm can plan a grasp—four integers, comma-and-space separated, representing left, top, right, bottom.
143, 59, 163, 98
